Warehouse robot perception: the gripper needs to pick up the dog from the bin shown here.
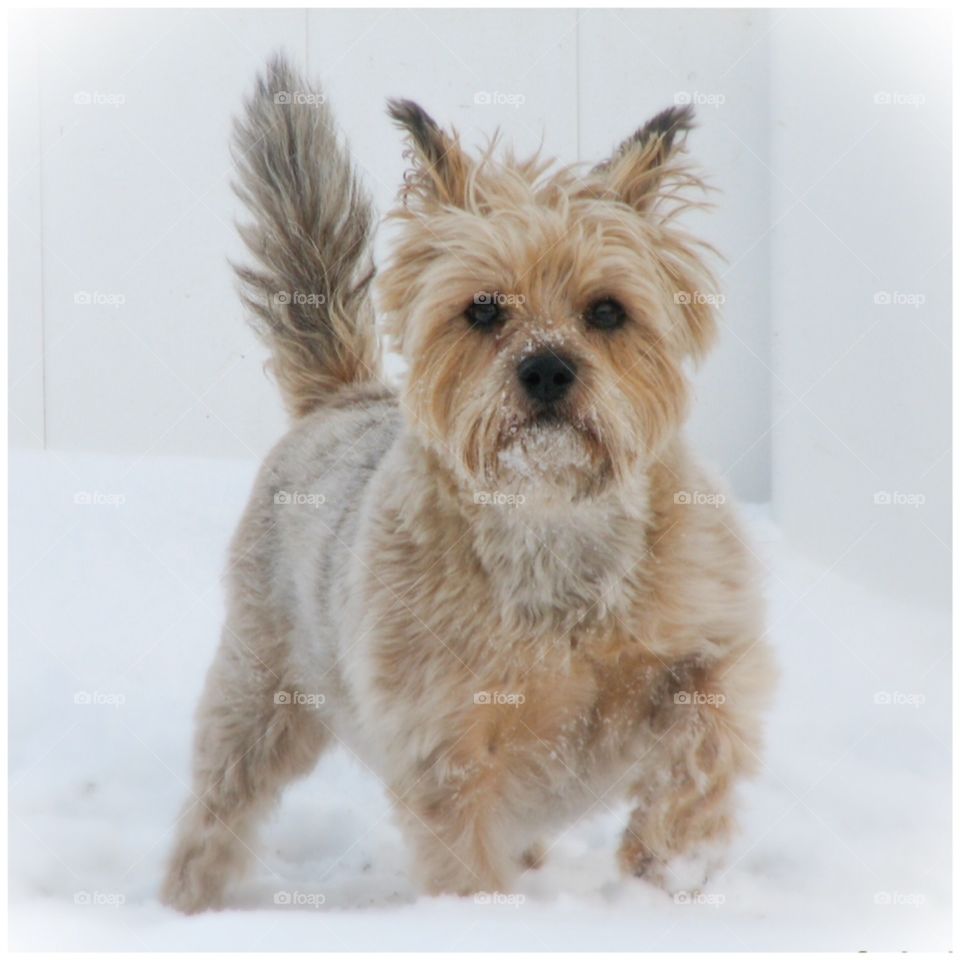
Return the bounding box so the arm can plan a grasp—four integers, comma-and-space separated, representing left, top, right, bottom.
160, 54, 774, 914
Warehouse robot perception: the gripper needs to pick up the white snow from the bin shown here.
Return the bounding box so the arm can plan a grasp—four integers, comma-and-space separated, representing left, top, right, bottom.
8, 449, 951, 951
498, 423, 593, 480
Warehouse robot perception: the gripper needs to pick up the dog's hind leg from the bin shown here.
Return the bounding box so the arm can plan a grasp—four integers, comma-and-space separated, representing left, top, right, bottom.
160, 615, 329, 914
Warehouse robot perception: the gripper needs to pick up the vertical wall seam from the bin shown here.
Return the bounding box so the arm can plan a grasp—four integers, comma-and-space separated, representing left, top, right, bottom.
304, 8, 310, 74
36, 19, 47, 449
575, 8, 581, 162
764, 10, 775, 505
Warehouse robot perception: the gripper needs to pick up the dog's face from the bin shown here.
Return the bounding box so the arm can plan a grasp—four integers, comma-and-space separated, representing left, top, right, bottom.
378, 102, 718, 500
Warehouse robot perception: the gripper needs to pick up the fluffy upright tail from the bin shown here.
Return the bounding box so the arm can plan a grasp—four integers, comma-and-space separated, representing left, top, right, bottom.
232, 55, 379, 417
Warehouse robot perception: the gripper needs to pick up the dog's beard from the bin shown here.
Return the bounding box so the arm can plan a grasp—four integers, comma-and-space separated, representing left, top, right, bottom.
425, 384, 637, 503
489, 411, 617, 501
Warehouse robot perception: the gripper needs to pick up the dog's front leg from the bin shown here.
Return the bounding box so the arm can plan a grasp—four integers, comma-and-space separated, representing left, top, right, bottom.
617, 728, 734, 892
392, 733, 520, 898
617, 666, 763, 892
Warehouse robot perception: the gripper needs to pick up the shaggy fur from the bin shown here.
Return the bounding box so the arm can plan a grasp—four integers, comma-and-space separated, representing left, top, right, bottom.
232, 57, 378, 415
160, 55, 775, 914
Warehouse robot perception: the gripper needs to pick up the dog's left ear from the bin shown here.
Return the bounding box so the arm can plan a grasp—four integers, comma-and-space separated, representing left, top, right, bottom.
387, 99, 472, 209
594, 104, 695, 214
597, 104, 717, 361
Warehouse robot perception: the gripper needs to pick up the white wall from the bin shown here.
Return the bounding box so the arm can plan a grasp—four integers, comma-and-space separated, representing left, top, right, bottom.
9, 8, 772, 500
9, 16, 44, 446
770, 10, 951, 606
10, 9, 305, 462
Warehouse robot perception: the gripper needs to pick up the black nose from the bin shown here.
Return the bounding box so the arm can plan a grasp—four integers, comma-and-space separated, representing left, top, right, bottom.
517, 352, 577, 404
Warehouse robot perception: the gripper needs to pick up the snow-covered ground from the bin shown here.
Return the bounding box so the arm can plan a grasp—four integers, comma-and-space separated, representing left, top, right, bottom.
8, 449, 951, 951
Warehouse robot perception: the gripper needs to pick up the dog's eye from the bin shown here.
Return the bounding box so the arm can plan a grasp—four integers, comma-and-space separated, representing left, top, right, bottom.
585, 298, 627, 330
465, 296, 502, 329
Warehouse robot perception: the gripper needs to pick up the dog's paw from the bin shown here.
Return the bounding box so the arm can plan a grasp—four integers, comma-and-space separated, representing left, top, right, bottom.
160, 873, 226, 915
620, 843, 724, 897
159, 845, 229, 915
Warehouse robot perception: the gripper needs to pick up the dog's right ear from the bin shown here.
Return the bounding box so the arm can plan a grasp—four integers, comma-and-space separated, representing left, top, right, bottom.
387, 99, 472, 209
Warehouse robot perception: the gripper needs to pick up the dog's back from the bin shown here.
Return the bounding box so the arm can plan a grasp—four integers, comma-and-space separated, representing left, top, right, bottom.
232, 385, 399, 687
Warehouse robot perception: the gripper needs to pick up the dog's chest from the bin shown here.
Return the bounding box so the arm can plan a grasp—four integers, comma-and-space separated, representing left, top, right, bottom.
462, 638, 681, 806
471, 506, 647, 627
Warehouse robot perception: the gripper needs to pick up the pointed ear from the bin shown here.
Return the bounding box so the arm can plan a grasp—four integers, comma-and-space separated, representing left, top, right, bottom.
594, 104, 696, 213
387, 99, 472, 208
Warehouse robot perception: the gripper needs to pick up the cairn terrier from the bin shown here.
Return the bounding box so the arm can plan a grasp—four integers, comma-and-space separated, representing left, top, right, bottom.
160, 55, 774, 913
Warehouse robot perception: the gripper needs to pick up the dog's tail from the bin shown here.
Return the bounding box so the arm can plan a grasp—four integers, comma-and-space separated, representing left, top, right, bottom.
232, 55, 379, 417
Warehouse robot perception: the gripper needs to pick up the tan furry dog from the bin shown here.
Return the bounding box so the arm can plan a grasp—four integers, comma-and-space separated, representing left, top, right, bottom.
160, 55, 775, 914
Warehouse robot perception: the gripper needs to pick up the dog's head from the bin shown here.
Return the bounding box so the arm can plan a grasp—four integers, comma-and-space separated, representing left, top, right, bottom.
378, 102, 718, 501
